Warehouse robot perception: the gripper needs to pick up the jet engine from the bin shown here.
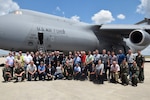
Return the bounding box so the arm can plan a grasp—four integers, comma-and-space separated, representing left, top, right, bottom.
129, 30, 150, 46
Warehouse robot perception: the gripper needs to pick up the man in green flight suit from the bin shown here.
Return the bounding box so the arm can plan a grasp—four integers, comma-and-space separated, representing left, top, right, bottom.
2, 63, 12, 82
130, 61, 139, 86
14, 62, 25, 82
136, 50, 145, 82
120, 59, 129, 86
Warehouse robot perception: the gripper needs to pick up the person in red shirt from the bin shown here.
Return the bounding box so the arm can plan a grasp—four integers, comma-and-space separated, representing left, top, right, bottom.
81, 51, 86, 64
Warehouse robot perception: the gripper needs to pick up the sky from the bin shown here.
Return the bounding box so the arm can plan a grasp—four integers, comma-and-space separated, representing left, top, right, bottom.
0, 0, 150, 55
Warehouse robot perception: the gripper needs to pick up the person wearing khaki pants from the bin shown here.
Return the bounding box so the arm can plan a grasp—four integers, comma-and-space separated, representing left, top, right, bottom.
110, 61, 120, 83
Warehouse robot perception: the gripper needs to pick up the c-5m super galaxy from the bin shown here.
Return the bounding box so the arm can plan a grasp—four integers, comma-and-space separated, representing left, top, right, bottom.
0, 9, 150, 53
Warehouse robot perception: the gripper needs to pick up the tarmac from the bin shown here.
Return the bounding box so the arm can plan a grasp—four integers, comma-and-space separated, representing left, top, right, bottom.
0, 57, 150, 100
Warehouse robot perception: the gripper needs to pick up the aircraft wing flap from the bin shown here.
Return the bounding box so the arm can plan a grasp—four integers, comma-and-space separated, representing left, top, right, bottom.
91, 24, 150, 39
100, 24, 150, 30
91, 24, 150, 36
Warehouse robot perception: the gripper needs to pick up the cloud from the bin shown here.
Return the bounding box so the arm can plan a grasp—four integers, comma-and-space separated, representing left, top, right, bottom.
0, 0, 20, 16
137, 0, 150, 17
91, 10, 115, 24
62, 11, 65, 16
56, 6, 61, 11
54, 6, 65, 17
117, 14, 126, 20
70, 15, 80, 22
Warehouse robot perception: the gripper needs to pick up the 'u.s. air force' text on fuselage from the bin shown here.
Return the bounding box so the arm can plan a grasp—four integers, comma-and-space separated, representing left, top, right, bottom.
37, 27, 65, 34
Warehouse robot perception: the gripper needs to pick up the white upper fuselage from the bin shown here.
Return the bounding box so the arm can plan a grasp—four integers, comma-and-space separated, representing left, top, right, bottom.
0, 9, 150, 53
0, 9, 99, 52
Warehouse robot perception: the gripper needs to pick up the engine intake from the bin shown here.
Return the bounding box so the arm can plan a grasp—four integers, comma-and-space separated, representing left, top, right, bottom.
129, 30, 150, 46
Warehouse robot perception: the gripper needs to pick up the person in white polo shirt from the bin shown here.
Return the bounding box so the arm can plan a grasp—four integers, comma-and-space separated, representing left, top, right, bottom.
24, 52, 33, 77
6, 52, 14, 77
110, 61, 120, 83
27, 61, 37, 81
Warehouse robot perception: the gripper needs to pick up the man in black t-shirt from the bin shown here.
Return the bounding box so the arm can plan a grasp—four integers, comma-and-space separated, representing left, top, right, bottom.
14, 62, 25, 82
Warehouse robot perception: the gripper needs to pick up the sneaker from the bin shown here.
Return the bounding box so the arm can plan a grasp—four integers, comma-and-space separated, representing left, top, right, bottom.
14, 80, 18, 83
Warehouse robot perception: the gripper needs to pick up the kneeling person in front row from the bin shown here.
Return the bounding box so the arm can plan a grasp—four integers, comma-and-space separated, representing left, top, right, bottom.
89, 63, 96, 81
14, 62, 25, 82
80, 63, 88, 81
54, 61, 64, 80
27, 61, 38, 81
46, 64, 54, 80
110, 61, 120, 83
131, 61, 139, 86
120, 59, 129, 85
95, 60, 104, 84
38, 61, 46, 81
64, 61, 73, 80
74, 63, 81, 80
2, 63, 12, 82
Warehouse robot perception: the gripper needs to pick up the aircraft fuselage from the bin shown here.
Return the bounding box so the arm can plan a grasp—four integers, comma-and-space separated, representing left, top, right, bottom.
0, 10, 99, 52
1, 9, 149, 53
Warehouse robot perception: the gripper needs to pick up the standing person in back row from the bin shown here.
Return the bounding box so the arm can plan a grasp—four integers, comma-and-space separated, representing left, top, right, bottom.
33, 52, 40, 71
24, 51, 33, 77
95, 60, 104, 84
86, 51, 94, 77
117, 50, 125, 66
100, 49, 109, 81
136, 50, 145, 82
6, 52, 14, 77
18, 51, 25, 68
54, 51, 62, 67
93, 49, 101, 65
73, 53, 81, 67
126, 50, 135, 79
81, 51, 86, 64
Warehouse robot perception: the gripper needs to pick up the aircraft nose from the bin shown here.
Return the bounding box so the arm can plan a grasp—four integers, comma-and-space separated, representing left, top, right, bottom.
0, 17, 5, 46
0, 15, 9, 32
0, 16, 8, 39
0, 18, 3, 33
0, 18, 4, 34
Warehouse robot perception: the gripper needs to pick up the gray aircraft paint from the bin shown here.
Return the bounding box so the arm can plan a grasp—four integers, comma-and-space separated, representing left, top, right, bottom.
0, 9, 150, 53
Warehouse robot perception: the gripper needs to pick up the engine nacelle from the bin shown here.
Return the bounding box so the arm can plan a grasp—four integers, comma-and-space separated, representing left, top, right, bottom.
129, 30, 150, 46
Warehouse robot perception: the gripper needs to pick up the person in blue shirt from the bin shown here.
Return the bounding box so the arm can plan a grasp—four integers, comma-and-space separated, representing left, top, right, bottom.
73, 53, 81, 67
74, 63, 81, 80
117, 50, 125, 65
38, 61, 46, 80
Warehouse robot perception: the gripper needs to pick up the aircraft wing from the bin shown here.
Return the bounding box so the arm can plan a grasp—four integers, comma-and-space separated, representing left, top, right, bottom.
135, 18, 150, 25
91, 24, 150, 52
98, 24, 150, 35
98, 18, 150, 35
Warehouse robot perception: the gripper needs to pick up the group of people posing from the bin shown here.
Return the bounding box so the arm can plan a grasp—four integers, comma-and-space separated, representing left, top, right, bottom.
2, 49, 145, 86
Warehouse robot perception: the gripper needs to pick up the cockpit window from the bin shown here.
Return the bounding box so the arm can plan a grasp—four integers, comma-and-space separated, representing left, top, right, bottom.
9, 10, 22, 15
14, 10, 22, 15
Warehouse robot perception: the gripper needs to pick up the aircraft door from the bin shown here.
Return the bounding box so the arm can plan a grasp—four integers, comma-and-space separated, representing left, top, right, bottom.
38, 32, 44, 45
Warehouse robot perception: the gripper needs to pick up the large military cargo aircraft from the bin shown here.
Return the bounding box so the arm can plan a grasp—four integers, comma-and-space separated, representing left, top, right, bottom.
0, 9, 150, 53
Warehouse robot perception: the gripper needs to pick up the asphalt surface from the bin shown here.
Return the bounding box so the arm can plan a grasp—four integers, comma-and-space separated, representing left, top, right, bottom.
0, 58, 150, 100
